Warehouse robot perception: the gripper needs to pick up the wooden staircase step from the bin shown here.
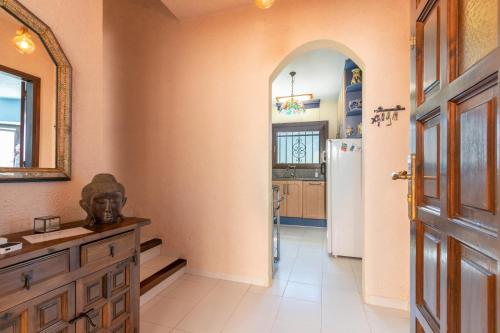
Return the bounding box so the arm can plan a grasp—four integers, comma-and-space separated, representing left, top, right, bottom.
140, 238, 162, 253
140, 258, 187, 296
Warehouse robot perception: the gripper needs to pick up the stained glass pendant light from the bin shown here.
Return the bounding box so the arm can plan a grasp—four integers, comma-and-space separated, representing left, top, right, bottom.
279, 71, 306, 115
13, 27, 35, 54
255, 0, 275, 9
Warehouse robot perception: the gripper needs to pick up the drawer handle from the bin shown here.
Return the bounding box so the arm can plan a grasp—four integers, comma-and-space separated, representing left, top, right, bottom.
308, 182, 323, 185
109, 244, 115, 257
69, 309, 96, 328
22, 271, 33, 290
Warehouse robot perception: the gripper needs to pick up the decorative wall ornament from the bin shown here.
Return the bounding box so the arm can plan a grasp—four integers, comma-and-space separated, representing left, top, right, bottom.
348, 99, 362, 112
351, 68, 362, 85
80, 174, 127, 225
370, 105, 406, 127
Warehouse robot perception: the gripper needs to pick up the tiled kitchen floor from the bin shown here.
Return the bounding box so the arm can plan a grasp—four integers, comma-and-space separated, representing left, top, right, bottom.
140, 226, 409, 332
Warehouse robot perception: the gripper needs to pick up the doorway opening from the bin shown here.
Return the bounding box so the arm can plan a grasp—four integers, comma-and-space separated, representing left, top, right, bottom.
269, 44, 365, 304
0, 65, 40, 168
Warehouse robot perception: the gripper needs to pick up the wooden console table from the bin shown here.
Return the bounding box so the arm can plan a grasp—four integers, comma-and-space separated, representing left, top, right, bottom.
0, 217, 150, 333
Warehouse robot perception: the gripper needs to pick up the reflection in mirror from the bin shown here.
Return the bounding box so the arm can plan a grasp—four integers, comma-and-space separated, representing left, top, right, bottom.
0, 6, 56, 169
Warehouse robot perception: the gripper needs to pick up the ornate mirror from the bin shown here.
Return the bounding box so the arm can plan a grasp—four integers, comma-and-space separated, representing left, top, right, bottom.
0, 0, 71, 182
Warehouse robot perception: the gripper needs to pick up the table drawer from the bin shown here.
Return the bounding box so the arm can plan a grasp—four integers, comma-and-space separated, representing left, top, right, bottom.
0, 251, 70, 298
80, 232, 135, 267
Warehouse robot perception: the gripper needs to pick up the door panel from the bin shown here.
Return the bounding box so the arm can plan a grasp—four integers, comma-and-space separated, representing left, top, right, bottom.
302, 182, 326, 219
0, 284, 74, 333
456, 0, 498, 75
411, 0, 500, 332
449, 79, 498, 234
416, 221, 441, 330
448, 239, 497, 333
417, 0, 441, 105
76, 260, 133, 333
284, 181, 303, 218
417, 110, 441, 210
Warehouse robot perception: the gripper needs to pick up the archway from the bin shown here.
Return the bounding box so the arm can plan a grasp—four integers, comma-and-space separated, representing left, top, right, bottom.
267, 40, 366, 297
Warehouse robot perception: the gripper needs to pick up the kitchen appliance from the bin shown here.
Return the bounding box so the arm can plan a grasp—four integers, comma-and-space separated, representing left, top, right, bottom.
326, 138, 363, 258
272, 185, 281, 275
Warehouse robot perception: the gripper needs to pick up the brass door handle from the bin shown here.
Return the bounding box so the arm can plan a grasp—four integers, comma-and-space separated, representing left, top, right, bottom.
391, 170, 411, 180
392, 154, 417, 220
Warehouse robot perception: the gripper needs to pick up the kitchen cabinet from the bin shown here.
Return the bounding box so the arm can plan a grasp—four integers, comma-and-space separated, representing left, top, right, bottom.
284, 181, 303, 218
302, 182, 326, 219
272, 181, 287, 216
272, 180, 302, 217
273, 180, 325, 219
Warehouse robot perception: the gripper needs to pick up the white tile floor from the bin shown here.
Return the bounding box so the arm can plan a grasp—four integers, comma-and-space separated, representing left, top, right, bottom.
140, 226, 409, 332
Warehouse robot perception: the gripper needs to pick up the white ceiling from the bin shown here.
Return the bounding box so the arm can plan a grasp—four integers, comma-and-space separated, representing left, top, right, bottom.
160, 0, 251, 19
272, 49, 348, 101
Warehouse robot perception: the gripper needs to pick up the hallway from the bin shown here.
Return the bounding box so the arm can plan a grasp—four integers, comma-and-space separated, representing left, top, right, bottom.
140, 226, 409, 332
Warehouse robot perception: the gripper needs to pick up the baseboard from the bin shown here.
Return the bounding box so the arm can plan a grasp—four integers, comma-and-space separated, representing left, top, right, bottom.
280, 217, 327, 228
364, 294, 409, 311
186, 268, 268, 287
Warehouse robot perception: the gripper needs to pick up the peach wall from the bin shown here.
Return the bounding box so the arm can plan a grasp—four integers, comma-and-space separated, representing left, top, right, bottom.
0, 0, 105, 235
0, 10, 57, 167
104, 0, 411, 307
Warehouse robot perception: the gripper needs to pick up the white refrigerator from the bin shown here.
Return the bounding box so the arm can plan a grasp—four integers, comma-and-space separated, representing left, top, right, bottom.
326, 139, 363, 258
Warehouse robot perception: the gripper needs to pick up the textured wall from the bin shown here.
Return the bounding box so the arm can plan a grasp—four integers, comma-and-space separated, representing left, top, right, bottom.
0, 0, 105, 235
0, 0, 412, 310
104, 0, 411, 307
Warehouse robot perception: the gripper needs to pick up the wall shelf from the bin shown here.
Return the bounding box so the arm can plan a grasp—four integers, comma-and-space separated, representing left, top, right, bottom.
346, 108, 362, 116
346, 83, 362, 93
342, 59, 363, 138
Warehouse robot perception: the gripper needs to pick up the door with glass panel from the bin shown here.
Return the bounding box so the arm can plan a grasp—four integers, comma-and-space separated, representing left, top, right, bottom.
0, 66, 40, 168
406, 0, 500, 332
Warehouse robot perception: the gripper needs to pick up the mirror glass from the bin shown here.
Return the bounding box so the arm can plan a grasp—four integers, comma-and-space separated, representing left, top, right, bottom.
0, 7, 57, 169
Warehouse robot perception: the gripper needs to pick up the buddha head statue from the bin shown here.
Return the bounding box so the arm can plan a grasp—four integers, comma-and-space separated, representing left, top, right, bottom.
80, 174, 127, 225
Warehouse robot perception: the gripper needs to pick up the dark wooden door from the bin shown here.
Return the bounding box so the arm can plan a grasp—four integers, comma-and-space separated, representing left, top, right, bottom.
409, 0, 500, 332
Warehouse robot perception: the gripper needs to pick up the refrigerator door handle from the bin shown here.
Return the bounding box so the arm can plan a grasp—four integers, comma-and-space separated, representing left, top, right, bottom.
320, 162, 326, 175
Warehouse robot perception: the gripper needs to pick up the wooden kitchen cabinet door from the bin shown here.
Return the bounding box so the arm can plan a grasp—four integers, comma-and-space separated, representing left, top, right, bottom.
302, 182, 326, 219
284, 181, 303, 218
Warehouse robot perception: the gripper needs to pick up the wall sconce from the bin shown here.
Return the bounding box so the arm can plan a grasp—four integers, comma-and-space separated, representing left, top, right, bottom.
255, 0, 275, 9
13, 27, 35, 54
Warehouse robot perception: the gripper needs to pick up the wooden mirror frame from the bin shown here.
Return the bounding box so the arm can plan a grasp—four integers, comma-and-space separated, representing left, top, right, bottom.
0, 0, 71, 182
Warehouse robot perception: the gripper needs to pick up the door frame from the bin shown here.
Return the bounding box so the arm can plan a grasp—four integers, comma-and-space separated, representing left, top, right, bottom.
267, 40, 366, 287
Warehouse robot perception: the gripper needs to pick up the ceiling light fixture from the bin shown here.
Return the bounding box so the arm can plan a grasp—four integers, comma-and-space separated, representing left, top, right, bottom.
13, 27, 35, 54
278, 71, 306, 115
276, 93, 314, 104
255, 0, 275, 10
